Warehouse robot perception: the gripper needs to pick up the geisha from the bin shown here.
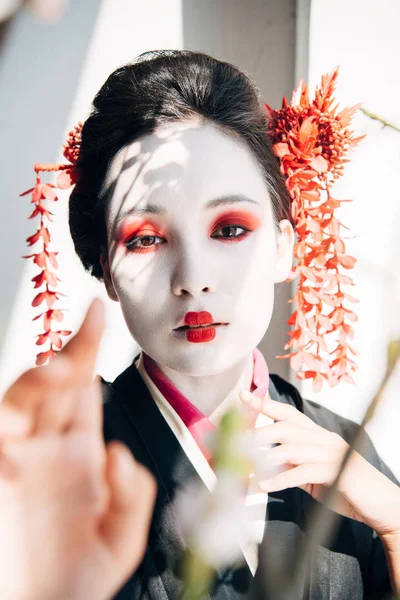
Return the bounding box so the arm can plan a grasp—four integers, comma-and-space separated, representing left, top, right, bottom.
0, 50, 399, 600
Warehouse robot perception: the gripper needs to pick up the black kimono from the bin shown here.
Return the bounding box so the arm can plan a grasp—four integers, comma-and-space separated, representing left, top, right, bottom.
102, 356, 398, 600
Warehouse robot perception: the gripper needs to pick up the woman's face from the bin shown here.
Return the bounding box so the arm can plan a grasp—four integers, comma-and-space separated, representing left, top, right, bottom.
102, 120, 294, 376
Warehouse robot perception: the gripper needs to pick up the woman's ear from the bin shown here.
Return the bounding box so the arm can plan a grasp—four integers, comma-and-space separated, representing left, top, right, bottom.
100, 251, 119, 302
273, 219, 295, 283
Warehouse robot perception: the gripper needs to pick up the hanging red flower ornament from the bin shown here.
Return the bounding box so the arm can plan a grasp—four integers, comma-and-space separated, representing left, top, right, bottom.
20, 122, 82, 366
266, 68, 364, 392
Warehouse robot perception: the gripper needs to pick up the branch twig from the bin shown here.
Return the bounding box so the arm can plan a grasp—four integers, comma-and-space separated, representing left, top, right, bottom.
361, 108, 400, 133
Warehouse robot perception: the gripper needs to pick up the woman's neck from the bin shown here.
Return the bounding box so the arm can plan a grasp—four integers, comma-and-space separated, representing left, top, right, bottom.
151, 354, 251, 417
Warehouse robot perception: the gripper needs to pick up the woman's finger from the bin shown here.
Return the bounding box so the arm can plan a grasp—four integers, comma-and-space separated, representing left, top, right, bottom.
0, 404, 32, 438
263, 442, 344, 468
36, 300, 104, 434
240, 390, 321, 432
2, 299, 105, 436
259, 463, 327, 493
1, 358, 71, 431
0, 432, 107, 514
257, 462, 365, 523
67, 379, 103, 436
100, 442, 156, 584
56, 298, 105, 387
252, 421, 335, 448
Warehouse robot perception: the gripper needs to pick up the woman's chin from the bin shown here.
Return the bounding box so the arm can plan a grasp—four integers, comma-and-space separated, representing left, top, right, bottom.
149, 332, 251, 376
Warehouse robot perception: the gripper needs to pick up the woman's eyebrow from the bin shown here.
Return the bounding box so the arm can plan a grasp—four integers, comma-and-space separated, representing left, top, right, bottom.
205, 194, 260, 209
116, 194, 260, 225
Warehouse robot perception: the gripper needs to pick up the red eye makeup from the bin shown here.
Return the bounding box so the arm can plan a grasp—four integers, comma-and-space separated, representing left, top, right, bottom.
117, 208, 261, 253
118, 217, 166, 253
119, 217, 165, 240
209, 210, 261, 241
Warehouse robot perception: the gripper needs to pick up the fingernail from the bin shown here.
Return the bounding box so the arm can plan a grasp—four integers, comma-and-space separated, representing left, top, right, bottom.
239, 390, 253, 403
240, 390, 262, 409
259, 481, 270, 492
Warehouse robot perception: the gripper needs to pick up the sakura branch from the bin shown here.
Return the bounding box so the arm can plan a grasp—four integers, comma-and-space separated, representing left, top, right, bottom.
360, 108, 400, 133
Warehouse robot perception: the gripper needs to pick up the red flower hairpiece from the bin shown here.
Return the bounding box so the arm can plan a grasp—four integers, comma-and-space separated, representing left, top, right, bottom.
266, 67, 364, 392
20, 122, 82, 365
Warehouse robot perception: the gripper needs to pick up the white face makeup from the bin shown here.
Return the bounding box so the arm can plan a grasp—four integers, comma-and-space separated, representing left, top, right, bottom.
102, 120, 294, 377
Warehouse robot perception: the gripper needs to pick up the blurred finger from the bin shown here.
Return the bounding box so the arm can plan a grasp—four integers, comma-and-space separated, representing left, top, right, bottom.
0, 445, 19, 481
34, 387, 74, 434
3, 299, 104, 436
2, 358, 71, 431
0, 404, 32, 438
1, 433, 107, 511
60, 298, 104, 387
100, 442, 156, 581
68, 380, 103, 435
35, 372, 103, 436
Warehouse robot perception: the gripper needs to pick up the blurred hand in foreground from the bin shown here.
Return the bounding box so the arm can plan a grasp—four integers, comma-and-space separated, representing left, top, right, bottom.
0, 299, 156, 600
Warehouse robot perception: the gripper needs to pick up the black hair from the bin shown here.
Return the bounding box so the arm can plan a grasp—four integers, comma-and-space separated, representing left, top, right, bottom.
69, 49, 292, 280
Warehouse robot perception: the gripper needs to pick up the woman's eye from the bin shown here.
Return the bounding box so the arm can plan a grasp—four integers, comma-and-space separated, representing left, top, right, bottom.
125, 235, 164, 252
124, 225, 250, 251
211, 225, 249, 239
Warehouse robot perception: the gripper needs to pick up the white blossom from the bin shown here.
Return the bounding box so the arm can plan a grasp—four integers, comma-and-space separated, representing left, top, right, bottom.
174, 472, 249, 567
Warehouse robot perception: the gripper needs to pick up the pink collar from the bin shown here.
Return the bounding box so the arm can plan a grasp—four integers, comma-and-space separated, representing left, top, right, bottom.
142, 349, 269, 460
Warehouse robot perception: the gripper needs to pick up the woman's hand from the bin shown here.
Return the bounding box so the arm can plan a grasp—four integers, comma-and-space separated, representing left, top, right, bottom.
240, 389, 400, 538
0, 299, 156, 600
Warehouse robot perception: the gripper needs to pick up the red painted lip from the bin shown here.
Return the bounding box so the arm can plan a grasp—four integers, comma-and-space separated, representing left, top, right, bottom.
185, 326, 217, 343
185, 311, 214, 326
174, 311, 228, 330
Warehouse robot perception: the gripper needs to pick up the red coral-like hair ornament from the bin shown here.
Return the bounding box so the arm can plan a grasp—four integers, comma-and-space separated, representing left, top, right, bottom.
20, 123, 82, 365
266, 68, 364, 392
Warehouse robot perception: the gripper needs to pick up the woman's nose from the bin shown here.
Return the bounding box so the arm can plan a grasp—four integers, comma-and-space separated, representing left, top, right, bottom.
170, 252, 217, 297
